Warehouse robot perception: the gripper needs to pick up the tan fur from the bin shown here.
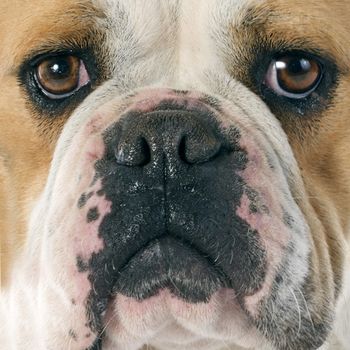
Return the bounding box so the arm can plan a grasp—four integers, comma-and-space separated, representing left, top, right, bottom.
252, 0, 350, 300
265, 0, 350, 309
0, 75, 51, 286
0, 0, 105, 285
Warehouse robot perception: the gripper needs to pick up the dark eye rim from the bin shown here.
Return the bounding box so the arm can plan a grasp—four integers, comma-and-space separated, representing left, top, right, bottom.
18, 48, 101, 118
244, 45, 340, 120
252, 48, 337, 95
31, 51, 90, 99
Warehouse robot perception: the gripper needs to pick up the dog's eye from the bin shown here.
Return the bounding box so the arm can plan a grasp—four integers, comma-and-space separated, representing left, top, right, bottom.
34, 55, 90, 99
265, 55, 323, 99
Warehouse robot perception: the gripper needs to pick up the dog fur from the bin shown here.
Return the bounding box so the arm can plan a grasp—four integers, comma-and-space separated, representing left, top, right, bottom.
1, 1, 350, 349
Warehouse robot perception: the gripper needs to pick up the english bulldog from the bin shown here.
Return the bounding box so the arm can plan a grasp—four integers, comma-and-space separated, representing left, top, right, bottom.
1, 1, 349, 349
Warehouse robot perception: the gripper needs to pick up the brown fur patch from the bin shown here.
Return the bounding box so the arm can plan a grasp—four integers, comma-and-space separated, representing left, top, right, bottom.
0, 0, 104, 285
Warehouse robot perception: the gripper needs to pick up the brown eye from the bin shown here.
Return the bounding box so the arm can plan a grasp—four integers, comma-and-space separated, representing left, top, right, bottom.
35, 55, 90, 99
265, 55, 323, 98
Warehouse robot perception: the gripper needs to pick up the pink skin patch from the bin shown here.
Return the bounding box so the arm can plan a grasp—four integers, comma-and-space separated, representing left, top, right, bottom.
43, 122, 114, 347
236, 131, 292, 316
73, 179, 111, 265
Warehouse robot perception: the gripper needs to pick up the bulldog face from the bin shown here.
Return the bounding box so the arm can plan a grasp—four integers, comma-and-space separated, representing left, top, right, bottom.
1, 1, 349, 350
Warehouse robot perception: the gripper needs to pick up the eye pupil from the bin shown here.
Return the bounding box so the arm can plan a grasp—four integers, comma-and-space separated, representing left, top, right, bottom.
286, 58, 311, 75
49, 60, 70, 77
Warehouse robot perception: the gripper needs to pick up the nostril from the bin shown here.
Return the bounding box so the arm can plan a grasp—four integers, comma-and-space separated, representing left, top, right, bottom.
115, 137, 151, 167
138, 137, 151, 166
178, 133, 222, 165
178, 136, 189, 164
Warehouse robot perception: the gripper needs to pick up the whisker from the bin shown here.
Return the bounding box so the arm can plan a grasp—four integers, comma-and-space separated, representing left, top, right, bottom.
99, 311, 119, 338
68, 335, 73, 350
169, 275, 182, 297
296, 286, 316, 335
289, 287, 302, 336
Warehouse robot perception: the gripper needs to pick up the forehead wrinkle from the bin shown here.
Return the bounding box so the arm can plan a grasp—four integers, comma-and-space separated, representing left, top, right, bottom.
91, 0, 180, 91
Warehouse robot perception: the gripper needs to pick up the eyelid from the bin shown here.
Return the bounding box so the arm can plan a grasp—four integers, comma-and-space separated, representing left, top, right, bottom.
29, 50, 76, 68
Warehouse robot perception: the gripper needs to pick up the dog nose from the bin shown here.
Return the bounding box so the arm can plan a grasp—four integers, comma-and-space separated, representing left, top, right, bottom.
115, 109, 223, 167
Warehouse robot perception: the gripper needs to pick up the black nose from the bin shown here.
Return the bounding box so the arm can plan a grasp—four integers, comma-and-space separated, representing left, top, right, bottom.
115, 109, 223, 166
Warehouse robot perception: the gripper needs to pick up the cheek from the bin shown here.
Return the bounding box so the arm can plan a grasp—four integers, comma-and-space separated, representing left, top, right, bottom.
74, 182, 112, 265
42, 126, 113, 299
235, 135, 296, 315
237, 133, 292, 245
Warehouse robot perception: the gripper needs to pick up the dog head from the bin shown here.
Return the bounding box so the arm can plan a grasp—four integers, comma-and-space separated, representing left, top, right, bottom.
1, 1, 349, 349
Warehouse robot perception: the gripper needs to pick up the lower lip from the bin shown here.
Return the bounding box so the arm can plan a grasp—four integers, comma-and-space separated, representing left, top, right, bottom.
98, 288, 261, 350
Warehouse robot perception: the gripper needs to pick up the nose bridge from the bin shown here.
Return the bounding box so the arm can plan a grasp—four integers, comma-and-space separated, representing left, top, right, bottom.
166, 2, 224, 92
131, 1, 210, 92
